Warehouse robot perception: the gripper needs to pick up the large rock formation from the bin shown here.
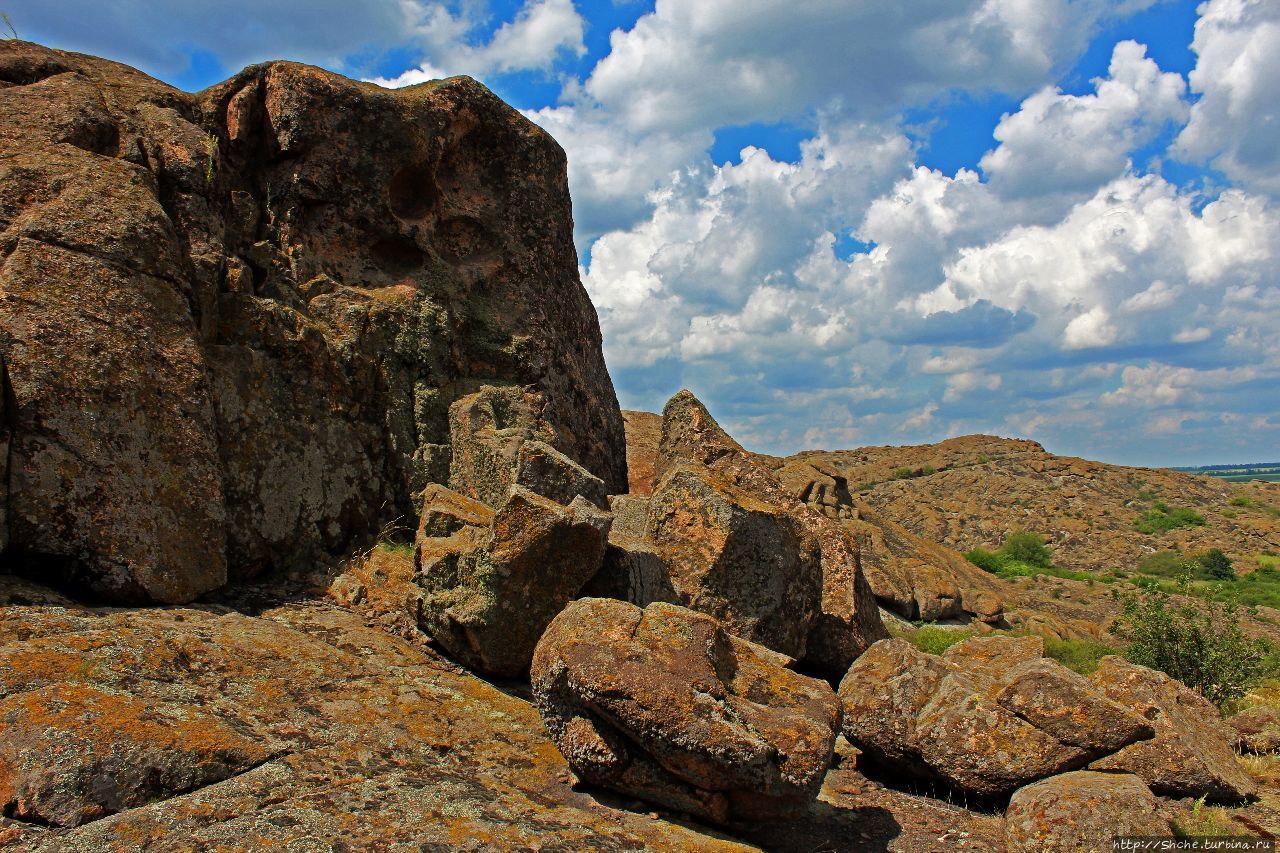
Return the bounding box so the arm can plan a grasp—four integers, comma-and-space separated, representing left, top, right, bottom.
838, 637, 1158, 798
0, 41, 625, 603
1089, 655, 1257, 802
531, 598, 840, 826
647, 391, 886, 674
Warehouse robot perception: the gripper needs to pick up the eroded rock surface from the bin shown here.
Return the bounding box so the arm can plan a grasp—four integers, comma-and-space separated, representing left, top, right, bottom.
1089, 655, 1258, 802
0, 41, 624, 603
0, 579, 751, 850
1004, 771, 1171, 852
839, 637, 1156, 798
531, 598, 840, 825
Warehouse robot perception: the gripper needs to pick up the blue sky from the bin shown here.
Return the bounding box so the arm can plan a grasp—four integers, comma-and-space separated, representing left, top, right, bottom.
11, 0, 1279, 466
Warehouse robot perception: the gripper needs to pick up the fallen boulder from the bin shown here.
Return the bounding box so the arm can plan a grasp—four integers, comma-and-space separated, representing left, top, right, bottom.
839, 638, 1155, 798
416, 486, 611, 676
1004, 771, 1170, 852
1089, 655, 1257, 802
531, 598, 840, 825
1229, 707, 1280, 755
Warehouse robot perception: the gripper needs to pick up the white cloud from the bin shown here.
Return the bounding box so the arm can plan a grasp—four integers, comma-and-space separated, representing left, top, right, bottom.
980, 40, 1187, 198
1174, 0, 1280, 197
370, 0, 586, 85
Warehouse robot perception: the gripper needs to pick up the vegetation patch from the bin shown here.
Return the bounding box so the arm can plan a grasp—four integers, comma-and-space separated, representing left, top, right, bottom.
903, 625, 972, 656
965, 532, 1094, 583
1134, 502, 1206, 534
1042, 638, 1120, 675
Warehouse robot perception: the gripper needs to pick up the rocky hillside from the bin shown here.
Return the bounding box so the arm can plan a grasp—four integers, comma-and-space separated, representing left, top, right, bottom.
781, 435, 1280, 575
4, 41, 1280, 852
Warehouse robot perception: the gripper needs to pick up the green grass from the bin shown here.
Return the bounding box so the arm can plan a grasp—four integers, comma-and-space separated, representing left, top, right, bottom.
1259, 555, 1280, 571
375, 539, 415, 557
1131, 565, 1280, 611
904, 626, 972, 656
1043, 638, 1120, 675
964, 548, 1095, 583
1134, 503, 1207, 534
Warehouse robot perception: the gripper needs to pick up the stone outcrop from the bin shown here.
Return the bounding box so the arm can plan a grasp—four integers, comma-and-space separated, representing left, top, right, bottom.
838, 637, 1156, 798
1229, 707, 1280, 755
646, 391, 886, 674
414, 485, 610, 676
1004, 771, 1171, 852
531, 598, 840, 826
770, 456, 1007, 624
0, 578, 751, 850
644, 465, 823, 659
1089, 655, 1257, 802
0, 40, 625, 603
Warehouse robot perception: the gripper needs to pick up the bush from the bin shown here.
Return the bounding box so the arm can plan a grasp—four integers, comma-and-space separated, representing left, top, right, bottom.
1043, 638, 1120, 675
907, 626, 971, 656
1112, 576, 1273, 707
1138, 550, 1191, 578
1194, 548, 1235, 581
1231, 496, 1252, 507
963, 547, 1003, 573
1135, 505, 1207, 535
1000, 531, 1052, 568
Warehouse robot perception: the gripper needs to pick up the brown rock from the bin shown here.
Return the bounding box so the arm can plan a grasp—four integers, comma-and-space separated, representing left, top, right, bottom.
1004, 771, 1170, 852
1229, 707, 1280, 754
942, 634, 1044, 681
839, 638, 1155, 798
417, 486, 611, 676
656, 390, 886, 674
0, 585, 750, 850
0, 41, 625, 603
0, 683, 274, 827
622, 410, 661, 496
580, 497, 679, 607
994, 658, 1155, 753
531, 598, 840, 825
646, 465, 823, 659
1089, 655, 1258, 802
0, 353, 9, 555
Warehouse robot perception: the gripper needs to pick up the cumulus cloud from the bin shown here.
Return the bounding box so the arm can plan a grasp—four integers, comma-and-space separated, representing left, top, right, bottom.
372, 0, 586, 85
1174, 0, 1280, 197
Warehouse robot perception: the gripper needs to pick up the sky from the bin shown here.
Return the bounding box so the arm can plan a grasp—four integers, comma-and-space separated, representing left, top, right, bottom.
10, 0, 1279, 467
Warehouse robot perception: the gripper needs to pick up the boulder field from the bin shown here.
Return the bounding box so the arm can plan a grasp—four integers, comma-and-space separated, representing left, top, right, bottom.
0, 41, 1272, 851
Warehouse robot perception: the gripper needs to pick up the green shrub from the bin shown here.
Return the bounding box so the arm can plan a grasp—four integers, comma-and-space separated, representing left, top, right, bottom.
1138, 550, 1190, 578
1112, 576, 1274, 707
907, 626, 971, 656
1135, 505, 1207, 534
1000, 531, 1052, 567
1230, 496, 1252, 507
1044, 638, 1120, 675
891, 466, 914, 480
964, 547, 1003, 573
1194, 548, 1235, 581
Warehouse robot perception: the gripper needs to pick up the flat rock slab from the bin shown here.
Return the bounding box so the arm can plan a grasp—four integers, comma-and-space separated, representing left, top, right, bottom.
1005, 771, 1171, 852
0, 587, 754, 850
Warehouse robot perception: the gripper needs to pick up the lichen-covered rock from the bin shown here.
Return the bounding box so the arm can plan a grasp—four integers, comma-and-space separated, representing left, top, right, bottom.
0, 684, 275, 827
1229, 707, 1280, 755
0, 584, 750, 851
417, 486, 610, 676
655, 391, 886, 675
645, 465, 822, 659
0, 41, 625, 603
1005, 771, 1170, 853
941, 634, 1045, 681
838, 638, 1155, 798
0, 353, 9, 555
1089, 655, 1258, 802
531, 598, 840, 826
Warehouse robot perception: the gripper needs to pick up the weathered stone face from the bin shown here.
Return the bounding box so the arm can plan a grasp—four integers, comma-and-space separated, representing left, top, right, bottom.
0, 42, 625, 603
646, 465, 823, 659
1004, 771, 1171, 853
531, 598, 840, 826
652, 391, 887, 675
1088, 655, 1258, 802
838, 637, 1161, 799
416, 486, 611, 677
